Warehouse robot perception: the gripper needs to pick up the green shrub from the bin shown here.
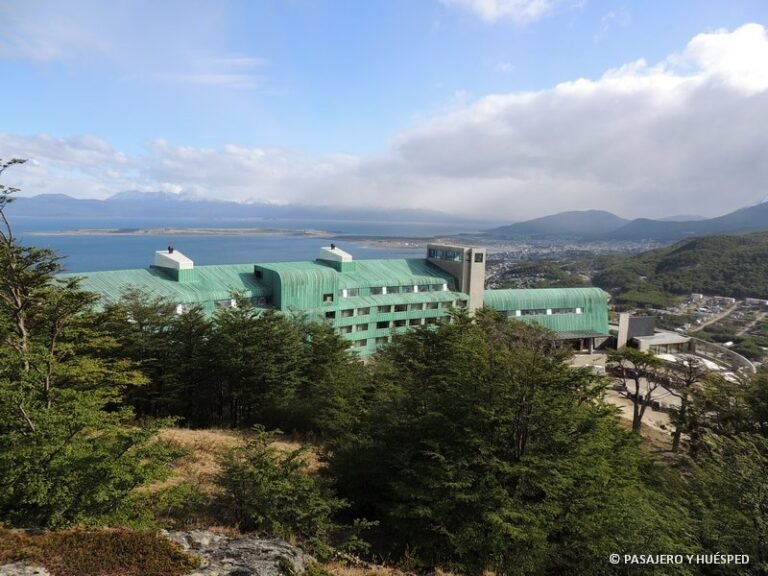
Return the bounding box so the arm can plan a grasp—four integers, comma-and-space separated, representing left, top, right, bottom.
0, 528, 199, 576
216, 427, 345, 556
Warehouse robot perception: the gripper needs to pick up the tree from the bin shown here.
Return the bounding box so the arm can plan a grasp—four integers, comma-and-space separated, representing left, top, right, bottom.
217, 426, 346, 556
328, 310, 693, 574
665, 355, 709, 453
607, 348, 663, 432
685, 434, 768, 574
0, 159, 174, 528
97, 289, 216, 425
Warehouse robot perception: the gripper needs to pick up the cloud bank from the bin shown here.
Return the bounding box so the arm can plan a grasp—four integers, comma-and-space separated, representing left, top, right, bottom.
4, 23, 768, 221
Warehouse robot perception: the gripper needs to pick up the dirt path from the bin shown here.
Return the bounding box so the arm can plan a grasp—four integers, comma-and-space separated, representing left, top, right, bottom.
737, 310, 767, 336
688, 303, 738, 333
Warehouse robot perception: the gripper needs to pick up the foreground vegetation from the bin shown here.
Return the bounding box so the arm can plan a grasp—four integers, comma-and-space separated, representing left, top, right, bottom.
2, 159, 768, 575
0, 529, 199, 576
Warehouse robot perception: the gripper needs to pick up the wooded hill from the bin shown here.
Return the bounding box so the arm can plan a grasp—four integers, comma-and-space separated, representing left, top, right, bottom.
593, 232, 768, 303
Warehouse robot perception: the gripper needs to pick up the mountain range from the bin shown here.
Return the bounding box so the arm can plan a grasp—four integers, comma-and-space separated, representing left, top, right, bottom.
7, 192, 489, 227
10, 191, 768, 242
486, 203, 768, 242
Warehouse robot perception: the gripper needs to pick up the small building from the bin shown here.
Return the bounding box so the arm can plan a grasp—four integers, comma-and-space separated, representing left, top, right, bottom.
632, 332, 692, 354
480, 287, 610, 352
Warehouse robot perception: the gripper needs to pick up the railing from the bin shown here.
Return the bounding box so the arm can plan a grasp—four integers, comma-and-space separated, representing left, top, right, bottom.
688, 337, 756, 374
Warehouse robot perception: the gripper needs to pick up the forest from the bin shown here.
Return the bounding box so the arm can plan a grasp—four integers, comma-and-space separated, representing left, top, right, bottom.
2, 159, 768, 575
593, 233, 768, 304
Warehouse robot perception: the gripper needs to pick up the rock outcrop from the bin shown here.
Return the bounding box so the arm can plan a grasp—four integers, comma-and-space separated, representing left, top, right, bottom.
0, 530, 313, 576
0, 564, 51, 576
163, 530, 314, 576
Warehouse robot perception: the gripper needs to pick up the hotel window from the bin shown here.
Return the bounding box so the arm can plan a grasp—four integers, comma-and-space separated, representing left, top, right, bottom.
376, 321, 390, 329
357, 307, 370, 316
427, 248, 462, 261
551, 307, 578, 315
387, 286, 400, 294
325, 311, 336, 319
417, 285, 430, 293
341, 309, 354, 318
354, 339, 367, 348
425, 317, 438, 325
409, 303, 423, 311
355, 323, 369, 332
394, 304, 407, 312
394, 320, 406, 328
323, 293, 333, 303
370, 287, 384, 295
429, 284, 442, 292
340, 288, 359, 298
521, 309, 547, 316
378, 305, 392, 313
426, 302, 439, 310
402, 285, 415, 293
440, 302, 452, 309
339, 325, 353, 334
375, 336, 390, 345
474, 253, 484, 263
409, 318, 422, 326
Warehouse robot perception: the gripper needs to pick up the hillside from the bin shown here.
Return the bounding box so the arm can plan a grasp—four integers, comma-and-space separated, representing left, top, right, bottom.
487, 210, 628, 238
593, 232, 768, 302
485, 202, 768, 242
602, 202, 768, 241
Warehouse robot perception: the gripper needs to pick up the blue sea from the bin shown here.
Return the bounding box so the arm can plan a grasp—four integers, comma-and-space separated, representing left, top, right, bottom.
13, 216, 488, 273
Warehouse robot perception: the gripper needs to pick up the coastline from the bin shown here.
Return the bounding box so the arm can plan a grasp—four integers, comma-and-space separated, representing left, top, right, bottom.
29, 227, 335, 238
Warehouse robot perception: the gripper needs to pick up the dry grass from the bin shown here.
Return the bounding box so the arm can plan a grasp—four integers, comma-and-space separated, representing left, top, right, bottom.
322, 561, 410, 576
0, 529, 199, 576
148, 428, 245, 494
321, 561, 465, 576
147, 428, 321, 494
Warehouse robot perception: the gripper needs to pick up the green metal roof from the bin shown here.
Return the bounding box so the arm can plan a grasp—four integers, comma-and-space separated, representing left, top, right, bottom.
60, 264, 271, 306
483, 287, 609, 309
257, 258, 456, 289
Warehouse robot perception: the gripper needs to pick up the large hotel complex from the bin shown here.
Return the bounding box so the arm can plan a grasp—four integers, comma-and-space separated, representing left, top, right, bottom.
68, 243, 610, 356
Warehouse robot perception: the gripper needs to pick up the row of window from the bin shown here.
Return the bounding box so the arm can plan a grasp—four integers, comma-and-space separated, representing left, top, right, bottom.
325, 300, 466, 320
350, 317, 456, 346
505, 307, 583, 317
427, 248, 485, 263
340, 283, 448, 298
339, 316, 447, 334
427, 247, 463, 261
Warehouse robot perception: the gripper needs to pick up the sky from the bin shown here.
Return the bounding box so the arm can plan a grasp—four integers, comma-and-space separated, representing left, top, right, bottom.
2, 0, 768, 221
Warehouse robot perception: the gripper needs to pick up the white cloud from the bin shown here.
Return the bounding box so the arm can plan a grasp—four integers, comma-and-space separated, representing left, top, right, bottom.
0, 1, 265, 89
4, 23, 768, 221
440, 0, 555, 23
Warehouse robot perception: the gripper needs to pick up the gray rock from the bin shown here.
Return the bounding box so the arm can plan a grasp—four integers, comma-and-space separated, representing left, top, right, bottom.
162, 530, 314, 576
0, 563, 51, 576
